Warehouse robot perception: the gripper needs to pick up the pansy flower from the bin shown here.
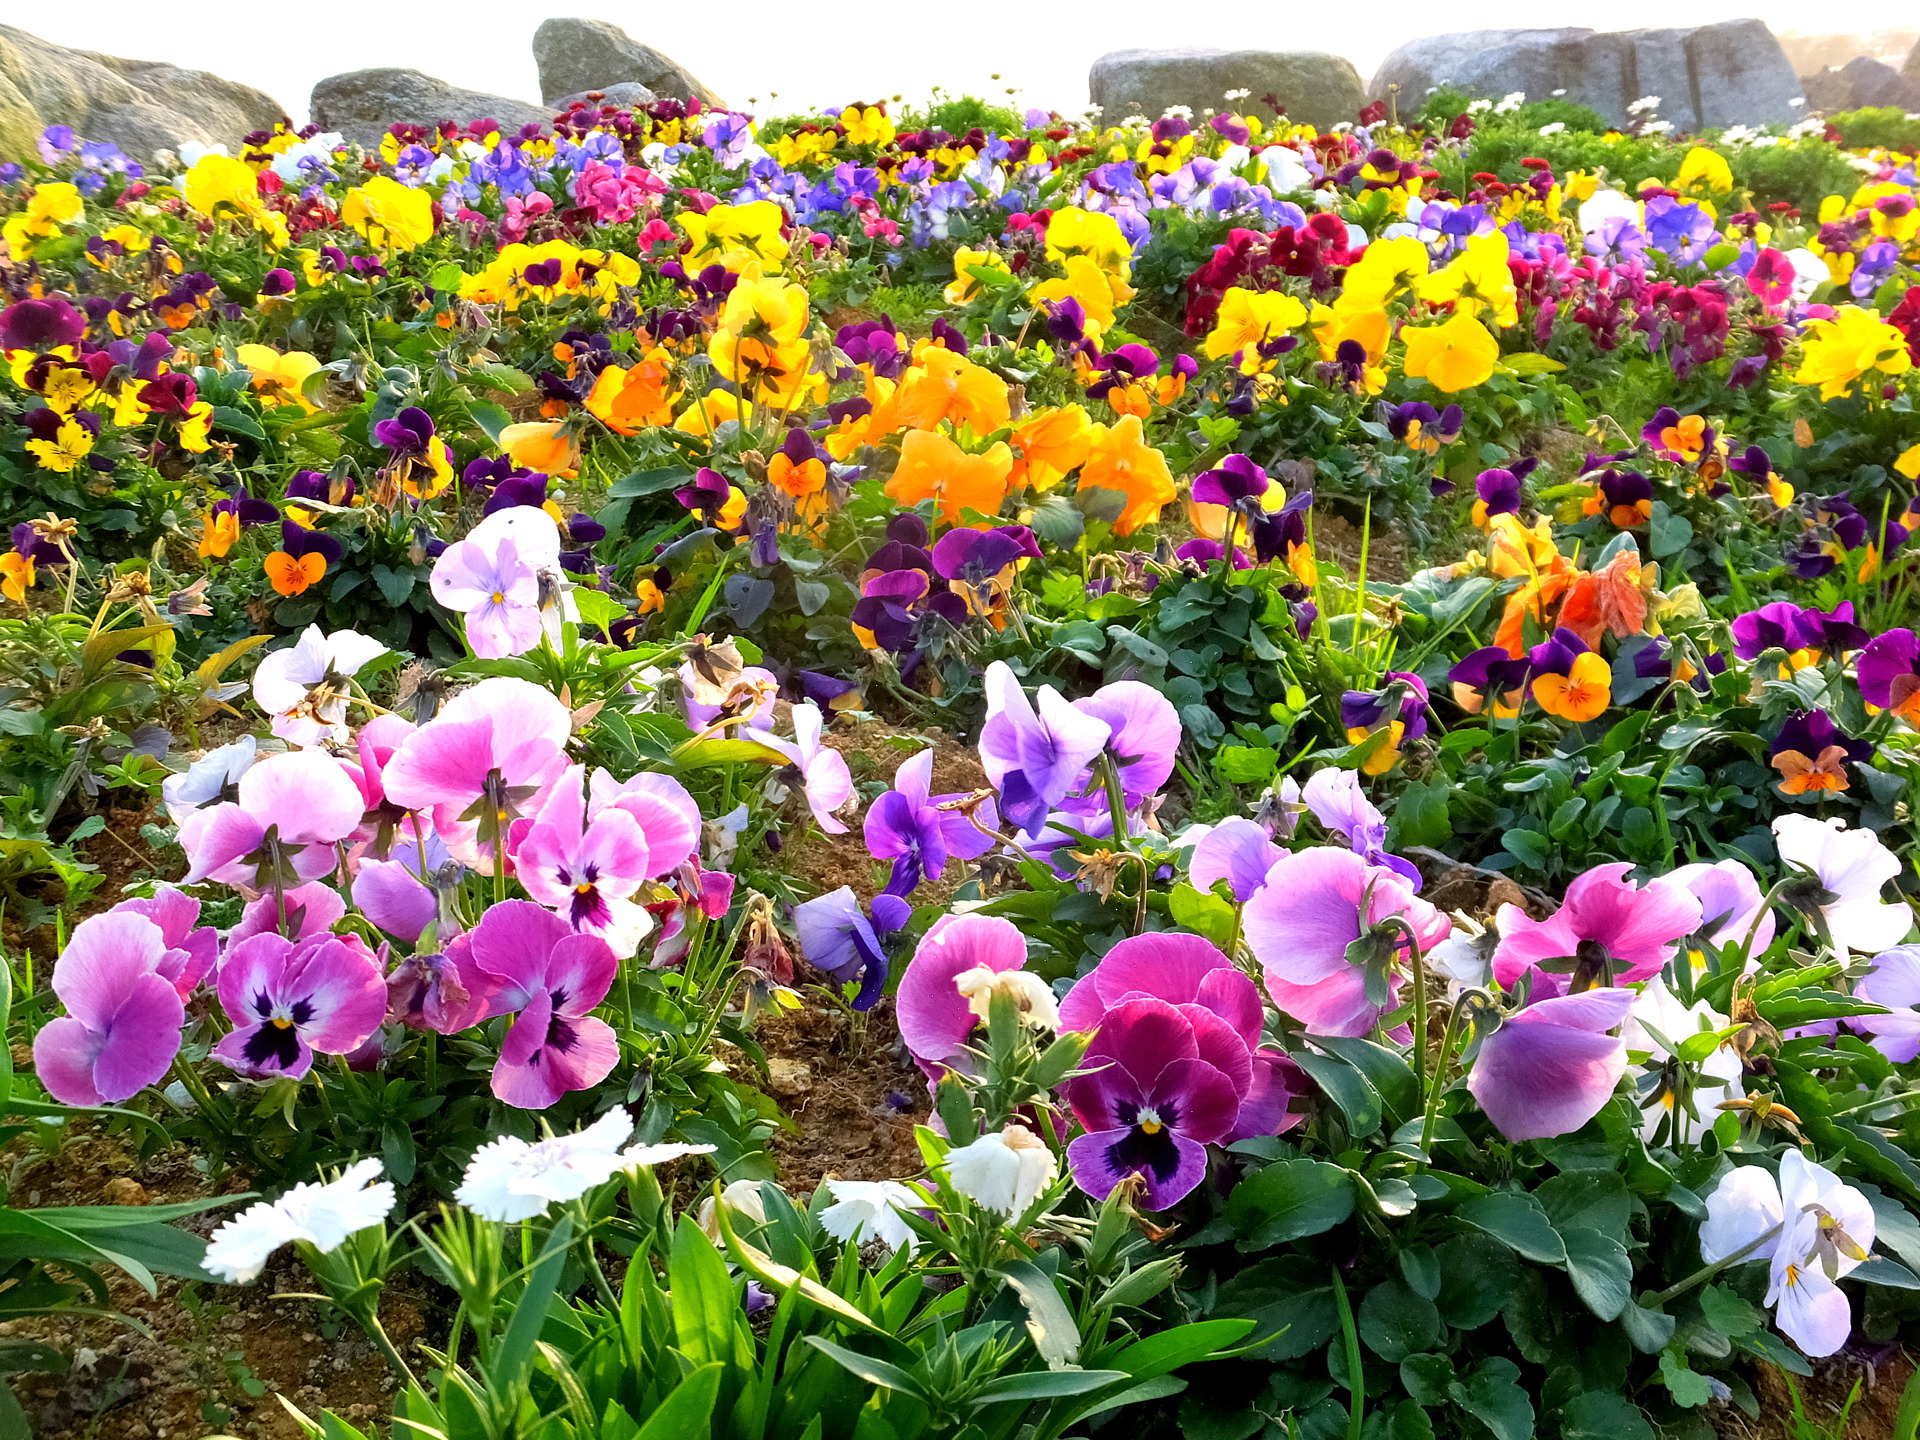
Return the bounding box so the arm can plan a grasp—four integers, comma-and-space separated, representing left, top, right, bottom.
213, 931, 387, 1081
1339, 672, 1429, 774
1527, 628, 1611, 723
1471, 458, 1536, 527
1581, 469, 1653, 528
1858, 629, 1920, 721
266, 521, 343, 598
1770, 709, 1871, 797
32, 912, 188, 1106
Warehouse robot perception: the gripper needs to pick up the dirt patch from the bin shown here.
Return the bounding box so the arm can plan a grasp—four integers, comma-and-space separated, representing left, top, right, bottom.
754, 1001, 927, 1197
1716, 1348, 1915, 1440
1314, 511, 1410, 587
7, 1122, 424, 1440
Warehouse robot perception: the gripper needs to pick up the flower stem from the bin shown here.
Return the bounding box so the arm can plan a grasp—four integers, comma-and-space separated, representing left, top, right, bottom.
1418, 1001, 1464, 1158
1643, 1222, 1784, 1307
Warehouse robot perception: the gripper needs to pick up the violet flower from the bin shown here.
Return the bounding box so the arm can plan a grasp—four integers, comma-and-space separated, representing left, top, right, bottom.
454, 900, 620, 1108
1300, 768, 1421, 886
745, 703, 854, 835
794, 887, 910, 1010
1669, 858, 1776, 957
213, 931, 387, 1081
1858, 629, 1920, 722
32, 912, 187, 1106
864, 749, 997, 898
1061, 680, 1182, 816
110, 889, 219, 999
1466, 987, 1634, 1142
1189, 818, 1288, 904
1852, 946, 1920, 1062
978, 660, 1112, 837
1063, 998, 1241, 1210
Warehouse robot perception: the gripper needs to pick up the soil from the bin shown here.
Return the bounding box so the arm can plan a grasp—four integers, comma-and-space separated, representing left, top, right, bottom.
6, 1123, 417, 1440
1717, 1348, 1916, 1440
1313, 510, 1411, 587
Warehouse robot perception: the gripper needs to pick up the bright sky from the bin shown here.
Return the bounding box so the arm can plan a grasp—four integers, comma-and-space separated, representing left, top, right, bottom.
21, 3, 1920, 125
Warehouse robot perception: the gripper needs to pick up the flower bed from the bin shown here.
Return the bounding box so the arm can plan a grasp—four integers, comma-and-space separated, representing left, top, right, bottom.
3, 82, 1920, 1439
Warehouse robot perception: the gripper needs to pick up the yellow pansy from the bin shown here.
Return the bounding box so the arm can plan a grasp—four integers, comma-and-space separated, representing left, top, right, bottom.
1401, 312, 1500, 393
1204, 287, 1308, 372
678, 200, 789, 273
1415, 231, 1518, 328
237, 344, 322, 411
1675, 146, 1734, 196
1792, 305, 1912, 401
342, 176, 435, 251
1043, 206, 1133, 280
27, 415, 94, 471
944, 247, 1012, 305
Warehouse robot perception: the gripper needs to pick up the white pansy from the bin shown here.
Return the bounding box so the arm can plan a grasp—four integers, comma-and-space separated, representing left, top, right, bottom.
954, 965, 1060, 1031
820, 1180, 921, 1250
1624, 975, 1743, 1144
163, 736, 257, 816
1577, 188, 1640, 235
943, 1125, 1058, 1215
1773, 815, 1914, 954
252, 625, 389, 748
204, 1160, 394, 1283
457, 1110, 662, 1222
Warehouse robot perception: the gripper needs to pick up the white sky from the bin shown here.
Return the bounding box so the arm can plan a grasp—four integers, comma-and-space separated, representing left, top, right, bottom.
21, 4, 1920, 125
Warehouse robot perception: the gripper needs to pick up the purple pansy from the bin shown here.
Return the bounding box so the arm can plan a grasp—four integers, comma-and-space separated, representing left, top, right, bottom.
1467, 987, 1634, 1142
213, 931, 387, 1081
32, 913, 187, 1106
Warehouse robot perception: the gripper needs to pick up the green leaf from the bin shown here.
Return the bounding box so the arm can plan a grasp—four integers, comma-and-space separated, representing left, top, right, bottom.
1310, 1036, 1419, 1127
971, 1369, 1129, 1405
609, 465, 696, 499
804, 1338, 926, 1399
209, 406, 268, 442
1559, 1228, 1632, 1321
1659, 1348, 1713, 1407
1619, 1299, 1677, 1354
1456, 1192, 1565, 1263
1449, 1357, 1533, 1440
571, 585, 622, 635
490, 1218, 570, 1391
634, 1363, 724, 1440
1399, 1353, 1452, 1406
1497, 353, 1566, 375
1228, 1160, 1355, 1248
1562, 1391, 1654, 1440
1433, 1233, 1520, 1329
1390, 777, 1452, 850
1289, 1050, 1382, 1136
1698, 1284, 1762, 1339
995, 1259, 1080, 1370
1537, 1170, 1630, 1240
1357, 1279, 1441, 1362
370, 563, 415, 609
669, 1217, 754, 1375
1168, 883, 1236, 948
468, 399, 512, 444
1214, 745, 1278, 785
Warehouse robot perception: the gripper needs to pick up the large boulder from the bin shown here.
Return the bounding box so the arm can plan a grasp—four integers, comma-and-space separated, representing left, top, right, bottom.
1779, 33, 1876, 75
0, 24, 285, 165
549, 82, 659, 113
1801, 56, 1920, 114
533, 19, 724, 109
1904, 42, 1920, 91
310, 69, 551, 149
1089, 48, 1365, 130
1367, 21, 1804, 130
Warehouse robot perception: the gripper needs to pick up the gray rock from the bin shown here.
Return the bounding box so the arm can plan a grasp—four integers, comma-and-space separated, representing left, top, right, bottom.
1367, 21, 1804, 130
533, 18, 724, 108
550, 82, 659, 113
1780, 33, 1875, 75
1801, 56, 1920, 114
310, 69, 551, 150
1904, 42, 1920, 92
1089, 48, 1365, 131
0, 24, 285, 165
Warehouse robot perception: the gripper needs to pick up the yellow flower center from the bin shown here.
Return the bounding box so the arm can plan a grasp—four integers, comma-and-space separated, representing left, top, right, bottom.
271, 1016, 294, 1030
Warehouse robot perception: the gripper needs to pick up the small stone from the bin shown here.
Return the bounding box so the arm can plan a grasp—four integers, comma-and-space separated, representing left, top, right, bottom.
764, 1057, 813, 1098
102, 1177, 148, 1206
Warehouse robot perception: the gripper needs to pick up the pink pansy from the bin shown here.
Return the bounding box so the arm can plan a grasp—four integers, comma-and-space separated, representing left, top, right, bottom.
745, 703, 854, 834
1852, 946, 1920, 1062
1243, 847, 1451, 1037
32, 912, 186, 1106
213, 930, 387, 1081
454, 901, 620, 1108
588, 769, 703, 878
1188, 818, 1288, 904
110, 888, 218, 999
380, 676, 572, 869
1669, 857, 1775, 957
1059, 680, 1182, 813
646, 861, 737, 970
516, 766, 656, 958
341, 713, 418, 850
1466, 987, 1634, 1142
896, 914, 1029, 1078
180, 749, 366, 888
1058, 931, 1302, 1140
1491, 863, 1702, 994
351, 834, 450, 945
430, 514, 543, 660
1063, 997, 1241, 1210
229, 881, 348, 946
250, 624, 389, 748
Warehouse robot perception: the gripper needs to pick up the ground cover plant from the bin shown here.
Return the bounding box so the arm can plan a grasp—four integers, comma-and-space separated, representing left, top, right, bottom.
1, 76, 1920, 1440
